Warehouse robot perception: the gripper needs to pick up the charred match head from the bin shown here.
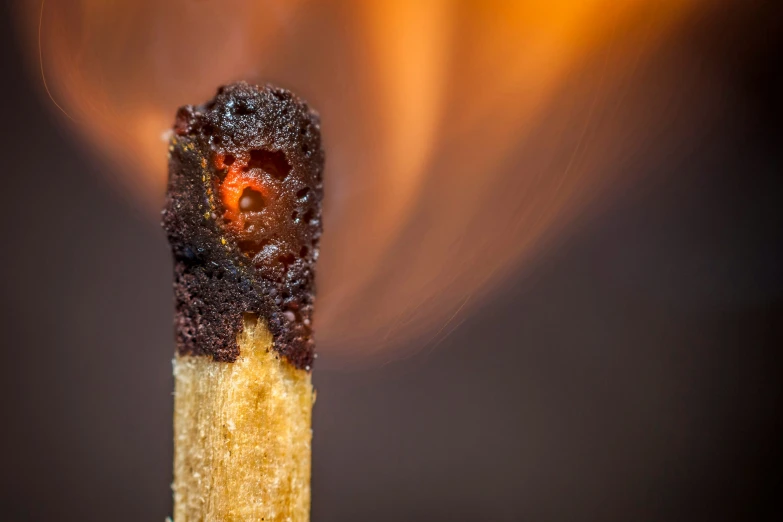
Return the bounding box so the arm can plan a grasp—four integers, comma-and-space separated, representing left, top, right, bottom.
162, 82, 323, 369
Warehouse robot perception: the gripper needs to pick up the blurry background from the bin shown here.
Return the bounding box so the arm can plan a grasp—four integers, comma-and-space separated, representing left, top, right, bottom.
1, 1, 781, 520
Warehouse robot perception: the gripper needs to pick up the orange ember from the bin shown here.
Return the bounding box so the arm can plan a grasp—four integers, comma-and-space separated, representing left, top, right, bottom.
215, 150, 294, 234
216, 154, 274, 230
220, 167, 269, 228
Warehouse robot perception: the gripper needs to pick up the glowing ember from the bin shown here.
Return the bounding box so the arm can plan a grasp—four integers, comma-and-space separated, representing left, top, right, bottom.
221, 168, 269, 226
214, 150, 280, 230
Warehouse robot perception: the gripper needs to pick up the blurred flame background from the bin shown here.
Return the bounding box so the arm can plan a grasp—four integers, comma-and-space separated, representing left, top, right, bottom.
16, 0, 699, 362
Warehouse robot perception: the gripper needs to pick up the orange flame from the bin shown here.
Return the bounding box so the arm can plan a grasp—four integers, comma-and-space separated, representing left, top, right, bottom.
16, 0, 698, 363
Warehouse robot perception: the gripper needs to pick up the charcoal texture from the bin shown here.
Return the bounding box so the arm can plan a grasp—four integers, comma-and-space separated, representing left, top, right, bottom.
162, 82, 323, 370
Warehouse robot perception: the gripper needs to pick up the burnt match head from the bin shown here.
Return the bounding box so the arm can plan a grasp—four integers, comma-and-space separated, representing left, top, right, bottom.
162, 82, 323, 369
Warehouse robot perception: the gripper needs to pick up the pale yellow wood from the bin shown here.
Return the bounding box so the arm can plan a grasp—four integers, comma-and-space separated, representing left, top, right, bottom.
173, 317, 312, 522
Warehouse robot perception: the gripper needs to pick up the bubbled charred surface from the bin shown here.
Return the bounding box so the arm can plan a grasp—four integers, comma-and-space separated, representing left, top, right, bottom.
162, 82, 323, 370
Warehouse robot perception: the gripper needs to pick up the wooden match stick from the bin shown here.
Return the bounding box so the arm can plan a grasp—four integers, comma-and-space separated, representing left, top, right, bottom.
162, 82, 323, 521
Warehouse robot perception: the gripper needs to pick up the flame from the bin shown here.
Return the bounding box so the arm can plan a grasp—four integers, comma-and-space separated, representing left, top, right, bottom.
16, 0, 698, 363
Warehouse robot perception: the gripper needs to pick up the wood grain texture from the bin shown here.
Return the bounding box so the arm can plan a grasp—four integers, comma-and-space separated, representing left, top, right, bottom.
173, 317, 312, 521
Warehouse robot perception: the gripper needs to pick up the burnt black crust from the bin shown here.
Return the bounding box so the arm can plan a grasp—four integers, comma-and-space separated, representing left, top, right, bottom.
162, 82, 323, 370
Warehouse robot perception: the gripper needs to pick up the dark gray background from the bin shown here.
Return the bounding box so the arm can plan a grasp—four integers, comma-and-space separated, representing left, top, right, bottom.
1, 2, 781, 521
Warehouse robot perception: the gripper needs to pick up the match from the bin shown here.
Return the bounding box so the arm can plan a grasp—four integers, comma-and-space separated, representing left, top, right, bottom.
162, 82, 323, 521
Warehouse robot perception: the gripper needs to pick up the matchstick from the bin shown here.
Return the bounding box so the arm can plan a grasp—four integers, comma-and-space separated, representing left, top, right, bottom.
162, 82, 323, 521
